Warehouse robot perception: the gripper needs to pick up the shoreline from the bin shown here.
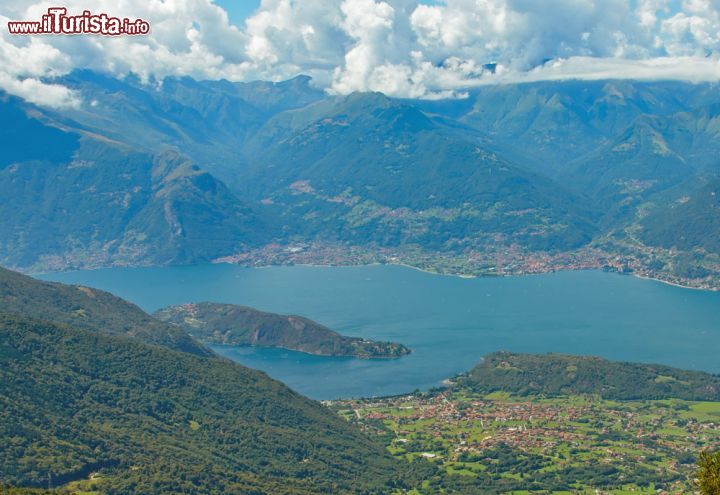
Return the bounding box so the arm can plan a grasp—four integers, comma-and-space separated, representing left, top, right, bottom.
208, 342, 410, 360
219, 260, 479, 280
632, 272, 718, 291
215, 259, 718, 292
28, 255, 718, 293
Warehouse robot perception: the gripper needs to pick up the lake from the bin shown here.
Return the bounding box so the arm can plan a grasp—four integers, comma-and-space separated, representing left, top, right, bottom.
40, 264, 720, 400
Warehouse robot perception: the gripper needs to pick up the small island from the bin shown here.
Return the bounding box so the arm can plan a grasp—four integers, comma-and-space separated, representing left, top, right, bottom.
154, 302, 411, 359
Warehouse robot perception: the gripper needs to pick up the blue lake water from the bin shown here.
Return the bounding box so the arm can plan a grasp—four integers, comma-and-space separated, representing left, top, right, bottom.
40, 264, 720, 400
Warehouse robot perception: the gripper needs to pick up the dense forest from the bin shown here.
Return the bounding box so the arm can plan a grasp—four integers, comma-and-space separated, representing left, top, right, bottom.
459, 351, 720, 400
0, 313, 408, 494
0, 267, 210, 357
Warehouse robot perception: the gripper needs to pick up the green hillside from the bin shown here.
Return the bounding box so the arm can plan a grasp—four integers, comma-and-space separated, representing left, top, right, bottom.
0, 313, 403, 494
454, 80, 720, 174
240, 92, 597, 252
0, 267, 210, 357
0, 96, 260, 271
640, 177, 720, 255
154, 302, 410, 358
459, 351, 720, 400
52, 71, 324, 187
567, 117, 692, 205
338, 353, 720, 494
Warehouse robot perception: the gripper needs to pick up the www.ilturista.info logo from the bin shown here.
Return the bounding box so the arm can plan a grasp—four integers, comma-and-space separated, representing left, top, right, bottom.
7, 7, 150, 35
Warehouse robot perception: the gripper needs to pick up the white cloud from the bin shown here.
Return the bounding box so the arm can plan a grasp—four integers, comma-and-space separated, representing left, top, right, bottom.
0, 0, 255, 106
242, 0, 347, 85
330, 0, 398, 94
1, 0, 720, 105
488, 55, 720, 84
659, 0, 720, 56
0, 14, 80, 107
0, 72, 81, 108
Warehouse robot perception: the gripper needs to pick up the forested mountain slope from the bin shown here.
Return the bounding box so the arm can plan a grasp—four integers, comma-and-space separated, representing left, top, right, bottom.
0, 267, 210, 356
5, 74, 720, 283
239, 92, 598, 251
0, 95, 260, 270
0, 314, 404, 494
460, 351, 720, 400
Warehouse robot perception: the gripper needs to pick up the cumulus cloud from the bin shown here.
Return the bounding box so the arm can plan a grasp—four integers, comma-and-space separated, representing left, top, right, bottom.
0, 13, 80, 107
0, 0, 254, 107
0, 71, 81, 108
1, 0, 720, 105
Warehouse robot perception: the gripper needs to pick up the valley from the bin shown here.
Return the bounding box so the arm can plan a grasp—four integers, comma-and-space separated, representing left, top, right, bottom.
329, 352, 720, 493
3, 76, 720, 291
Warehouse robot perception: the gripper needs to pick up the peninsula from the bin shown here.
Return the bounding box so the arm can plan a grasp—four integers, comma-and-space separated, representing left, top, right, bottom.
154, 302, 411, 359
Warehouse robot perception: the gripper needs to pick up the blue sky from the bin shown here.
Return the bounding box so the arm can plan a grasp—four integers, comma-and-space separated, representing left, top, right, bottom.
212, 1, 261, 26
211, 0, 448, 27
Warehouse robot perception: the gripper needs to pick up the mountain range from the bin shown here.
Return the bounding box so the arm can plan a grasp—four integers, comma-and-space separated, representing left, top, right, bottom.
2, 72, 720, 284
3, 70, 720, 494
0, 93, 259, 270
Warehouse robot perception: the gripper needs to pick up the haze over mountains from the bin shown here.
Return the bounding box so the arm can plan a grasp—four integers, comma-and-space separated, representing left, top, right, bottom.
2, 72, 720, 283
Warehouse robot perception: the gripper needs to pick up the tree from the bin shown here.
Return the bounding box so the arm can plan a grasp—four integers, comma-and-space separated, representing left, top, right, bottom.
696, 450, 720, 495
